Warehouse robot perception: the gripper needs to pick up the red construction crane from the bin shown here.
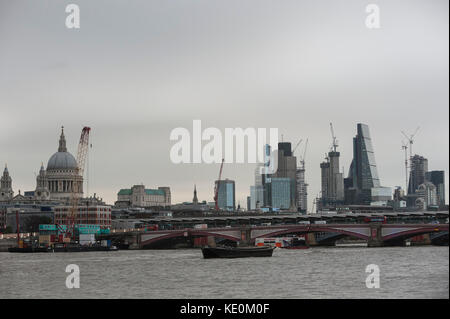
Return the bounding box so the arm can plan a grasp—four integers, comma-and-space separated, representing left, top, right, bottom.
65, 127, 91, 240
76, 127, 91, 178
213, 158, 225, 211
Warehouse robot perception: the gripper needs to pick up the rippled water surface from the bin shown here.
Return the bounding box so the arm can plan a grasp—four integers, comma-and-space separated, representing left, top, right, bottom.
0, 246, 448, 298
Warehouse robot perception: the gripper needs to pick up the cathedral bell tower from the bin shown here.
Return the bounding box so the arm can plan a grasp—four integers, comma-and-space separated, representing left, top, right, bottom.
0, 164, 14, 201
34, 163, 50, 200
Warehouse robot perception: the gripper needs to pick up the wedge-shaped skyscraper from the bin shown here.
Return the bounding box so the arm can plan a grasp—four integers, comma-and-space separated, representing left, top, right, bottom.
345, 123, 391, 205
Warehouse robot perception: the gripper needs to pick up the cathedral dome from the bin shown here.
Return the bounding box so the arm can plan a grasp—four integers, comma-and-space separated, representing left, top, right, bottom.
46, 126, 78, 171
47, 151, 78, 170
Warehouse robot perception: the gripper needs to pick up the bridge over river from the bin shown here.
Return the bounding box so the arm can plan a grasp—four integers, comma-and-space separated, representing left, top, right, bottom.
100, 222, 449, 248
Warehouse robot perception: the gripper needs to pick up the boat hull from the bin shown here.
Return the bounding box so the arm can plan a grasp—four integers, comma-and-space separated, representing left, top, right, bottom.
202, 246, 275, 259
8, 247, 49, 253
8, 245, 118, 253
281, 245, 309, 249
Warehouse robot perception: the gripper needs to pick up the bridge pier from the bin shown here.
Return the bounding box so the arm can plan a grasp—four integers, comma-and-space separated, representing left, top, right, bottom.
367, 225, 384, 247
207, 236, 216, 247
306, 233, 318, 246
430, 231, 449, 246
238, 227, 252, 247
129, 233, 140, 249
410, 234, 432, 246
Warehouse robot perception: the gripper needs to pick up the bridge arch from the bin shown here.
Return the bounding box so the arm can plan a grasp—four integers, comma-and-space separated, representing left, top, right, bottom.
139, 229, 242, 247
382, 227, 447, 242
251, 226, 369, 242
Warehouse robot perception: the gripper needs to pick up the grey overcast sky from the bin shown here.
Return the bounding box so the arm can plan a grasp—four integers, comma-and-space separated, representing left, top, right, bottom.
0, 0, 448, 208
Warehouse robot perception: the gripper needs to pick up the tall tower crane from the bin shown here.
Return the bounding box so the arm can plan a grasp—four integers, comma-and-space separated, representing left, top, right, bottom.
401, 126, 419, 193
213, 158, 225, 211
401, 141, 408, 191
300, 138, 309, 170
77, 127, 91, 178
66, 127, 91, 239
292, 139, 303, 155
329, 123, 338, 152
401, 126, 420, 160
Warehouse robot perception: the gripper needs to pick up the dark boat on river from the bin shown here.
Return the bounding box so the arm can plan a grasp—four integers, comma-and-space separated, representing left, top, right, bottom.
8, 243, 118, 253
8, 246, 49, 253
201, 245, 275, 259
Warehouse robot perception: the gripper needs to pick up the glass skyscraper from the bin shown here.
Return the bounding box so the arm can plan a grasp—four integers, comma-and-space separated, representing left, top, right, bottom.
216, 179, 235, 211
345, 123, 390, 205
268, 177, 292, 210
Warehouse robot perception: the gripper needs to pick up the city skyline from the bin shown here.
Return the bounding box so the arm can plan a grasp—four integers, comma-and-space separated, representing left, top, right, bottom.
0, 122, 448, 209
0, 0, 448, 303
1, 0, 448, 209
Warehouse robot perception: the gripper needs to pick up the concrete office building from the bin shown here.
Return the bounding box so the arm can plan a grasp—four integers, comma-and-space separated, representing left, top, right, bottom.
320, 151, 344, 207
54, 205, 112, 226
273, 142, 297, 208
415, 182, 438, 210
425, 170, 445, 208
320, 161, 330, 202
296, 166, 308, 213
408, 155, 428, 195
5, 206, 54, 232
116, 185, 171, 208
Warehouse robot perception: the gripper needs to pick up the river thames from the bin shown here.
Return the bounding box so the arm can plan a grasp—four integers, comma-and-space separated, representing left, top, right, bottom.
0, 246, 448, 299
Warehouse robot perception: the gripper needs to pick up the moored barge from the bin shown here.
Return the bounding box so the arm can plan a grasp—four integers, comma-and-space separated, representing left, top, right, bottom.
201, 245, 275, 259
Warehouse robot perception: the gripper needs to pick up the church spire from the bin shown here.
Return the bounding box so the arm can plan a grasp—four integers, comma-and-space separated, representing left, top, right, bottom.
58, 126, 67, 152
193, 184, 198, 204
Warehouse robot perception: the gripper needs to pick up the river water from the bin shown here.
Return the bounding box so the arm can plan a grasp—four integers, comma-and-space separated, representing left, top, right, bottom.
0, 246, 448, 299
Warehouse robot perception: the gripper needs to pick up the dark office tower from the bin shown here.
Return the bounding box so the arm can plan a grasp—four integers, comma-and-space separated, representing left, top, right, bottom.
278, 142, 293, 157
345, 123, 389, 205
320, 161, 330, 204
296, 166, 308, 213
344, 177, 357, 204
320, 151, 345, 208
408, 155, 428, 195
261, 144, 272, 207
425, 170, 445, 208
274, 142, 297, 207
215, 179, 235, 211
